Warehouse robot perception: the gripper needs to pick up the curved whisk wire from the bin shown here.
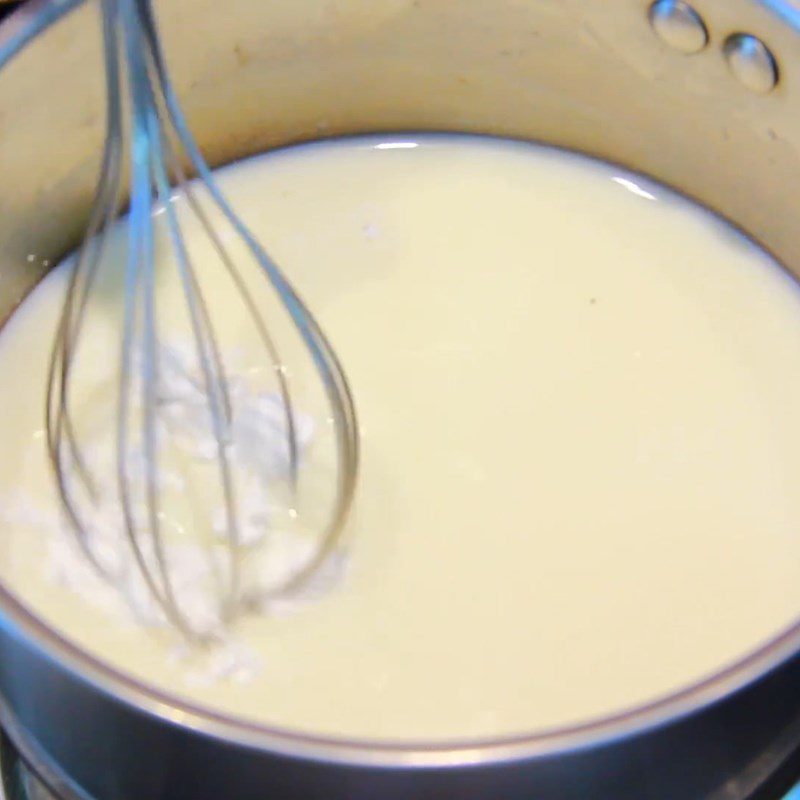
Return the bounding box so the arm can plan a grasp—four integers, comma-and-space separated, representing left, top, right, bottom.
45, 0, 359, 642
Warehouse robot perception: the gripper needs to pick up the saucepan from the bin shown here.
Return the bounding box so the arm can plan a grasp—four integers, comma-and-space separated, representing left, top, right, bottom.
0, 0, 800, 797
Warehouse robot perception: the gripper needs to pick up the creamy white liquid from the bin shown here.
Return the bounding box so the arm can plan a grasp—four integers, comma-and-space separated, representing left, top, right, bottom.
1, 134, 799, 741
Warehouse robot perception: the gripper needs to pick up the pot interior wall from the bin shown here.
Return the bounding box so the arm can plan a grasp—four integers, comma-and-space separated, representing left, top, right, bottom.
2, 4, 800, 799
1, 0, 800, 322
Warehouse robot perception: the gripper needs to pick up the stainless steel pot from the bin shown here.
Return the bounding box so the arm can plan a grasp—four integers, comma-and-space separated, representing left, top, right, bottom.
1, 0, 800, 797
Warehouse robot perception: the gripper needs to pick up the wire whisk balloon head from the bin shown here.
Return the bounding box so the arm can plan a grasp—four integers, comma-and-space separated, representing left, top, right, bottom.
45, 0, 358, 643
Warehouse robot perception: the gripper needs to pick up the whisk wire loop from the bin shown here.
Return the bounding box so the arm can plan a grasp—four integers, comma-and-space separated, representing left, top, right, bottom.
44, 0, 359, 642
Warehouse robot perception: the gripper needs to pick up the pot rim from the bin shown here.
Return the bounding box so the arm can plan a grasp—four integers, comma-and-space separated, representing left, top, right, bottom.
0, 0, 799, 771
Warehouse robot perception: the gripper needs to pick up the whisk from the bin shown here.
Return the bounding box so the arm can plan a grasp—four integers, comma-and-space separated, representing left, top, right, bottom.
42, 0, 359, 642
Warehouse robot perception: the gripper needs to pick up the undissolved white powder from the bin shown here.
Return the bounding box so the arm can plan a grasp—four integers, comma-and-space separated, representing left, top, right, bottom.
2, 342, 346, 687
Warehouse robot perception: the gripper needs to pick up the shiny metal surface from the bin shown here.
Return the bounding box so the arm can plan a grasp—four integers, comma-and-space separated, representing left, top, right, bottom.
724, 32, 780, 93
649, 0, 709, 54
1, 0, 800, 798
46, 0, 359, 644
0, 733, 60, 800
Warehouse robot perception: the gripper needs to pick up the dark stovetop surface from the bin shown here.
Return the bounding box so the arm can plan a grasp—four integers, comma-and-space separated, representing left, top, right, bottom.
0, 3, 18, 22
